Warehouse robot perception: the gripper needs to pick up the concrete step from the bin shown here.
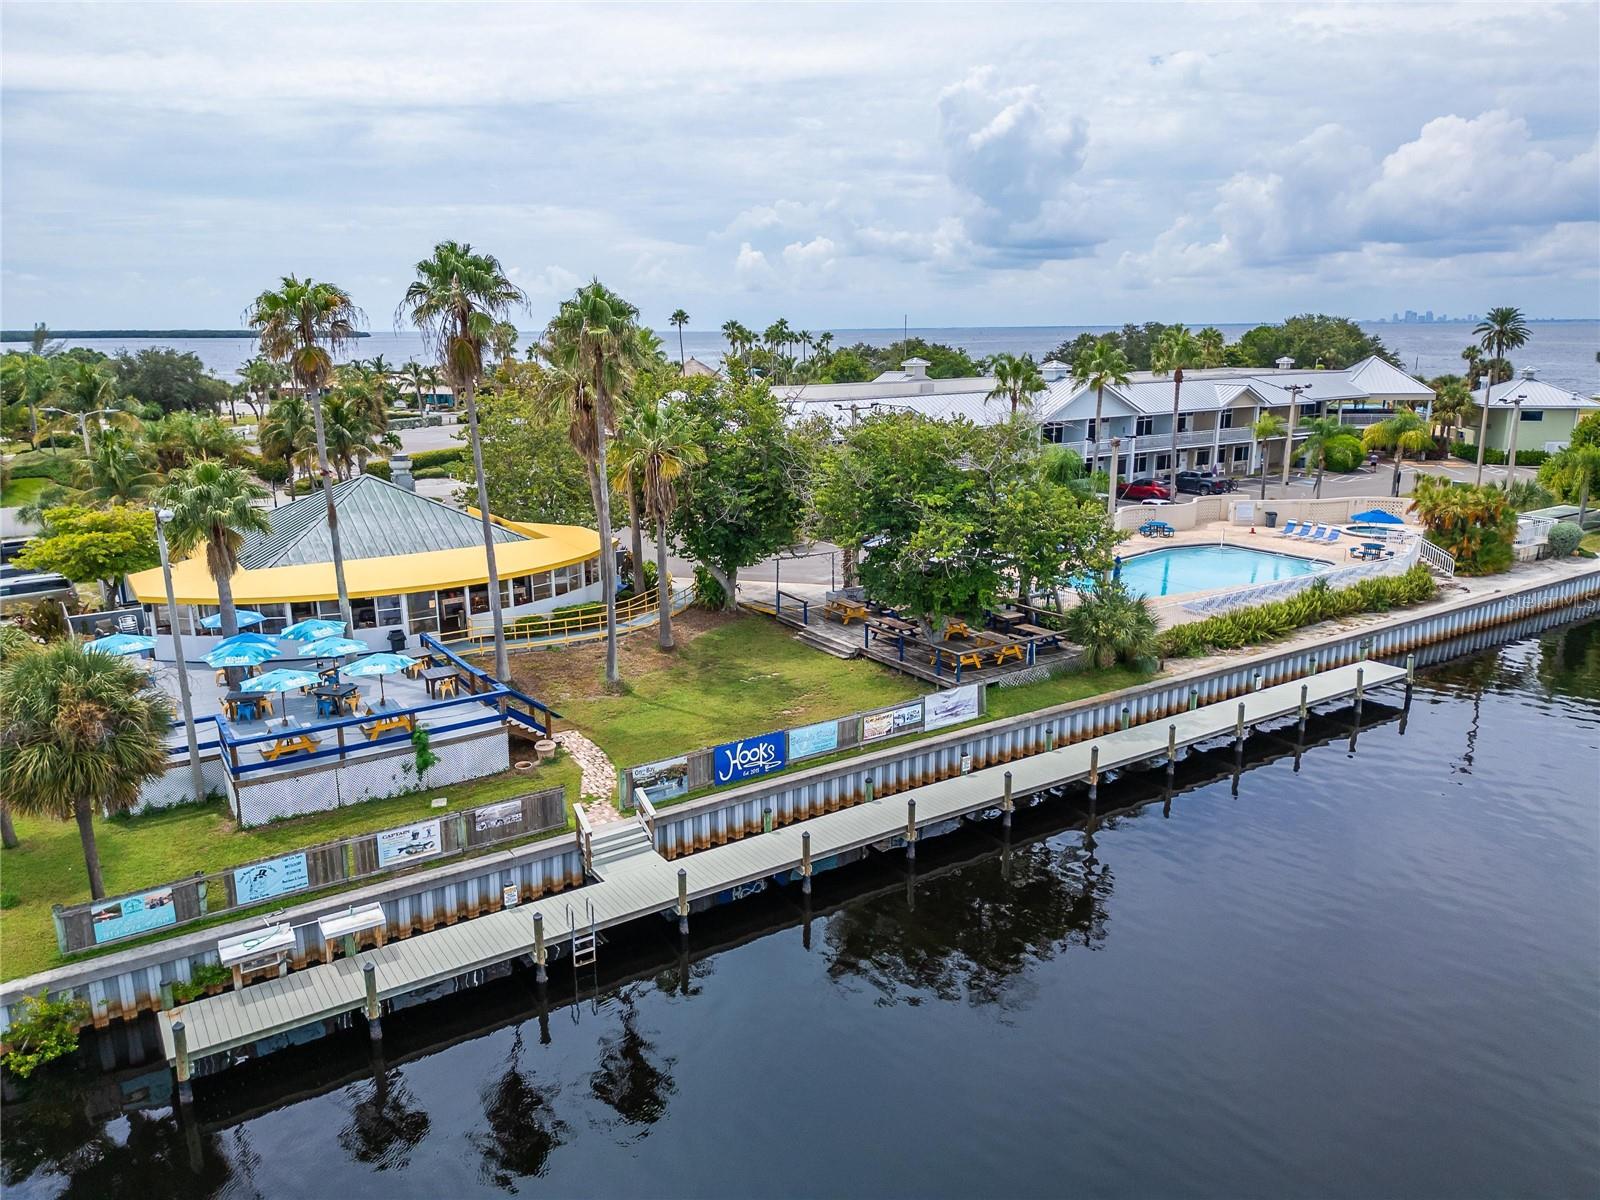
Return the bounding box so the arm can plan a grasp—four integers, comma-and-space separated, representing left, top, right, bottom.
792, 626, 862, 660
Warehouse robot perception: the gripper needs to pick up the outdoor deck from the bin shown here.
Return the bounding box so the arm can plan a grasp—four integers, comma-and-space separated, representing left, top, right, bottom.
158, 660, 1405, 1067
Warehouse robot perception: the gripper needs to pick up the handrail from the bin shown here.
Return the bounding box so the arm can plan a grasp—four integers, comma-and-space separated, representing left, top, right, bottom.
636, 791, 657, 842
574, 803, 593, 876
464, 580, 669, 641
1417, 539, 1456, 577
420, 632, 560, 730
443, 579, 692, 651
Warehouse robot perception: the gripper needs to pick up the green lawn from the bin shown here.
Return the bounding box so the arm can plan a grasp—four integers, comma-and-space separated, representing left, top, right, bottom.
1581, 532, 1600, 555
0, 755, 581, 982
0, 476, 76, 509
984, 665, 1155, 720
522, 614, 929, 768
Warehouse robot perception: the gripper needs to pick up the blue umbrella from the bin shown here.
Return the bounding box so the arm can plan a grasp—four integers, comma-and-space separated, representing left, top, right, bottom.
300, 635, 367, 658
215, 632, 278, 653
344, 652, 412, 702
240, 667, 322, 726
282, 617, 345, 641
86, 632, 156, 657
200, 609, 265, 630
1349, 509, 1404, 525
206, 641, 277, 669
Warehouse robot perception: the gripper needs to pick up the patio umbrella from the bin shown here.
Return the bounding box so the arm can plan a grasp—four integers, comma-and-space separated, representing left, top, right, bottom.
205, 640, 277, 669
343, 652, 412, 703
214, 632, 278, 653
299, 635, 367, 659
85, 632, 157, 657
240, 667, 321, 726
282, 617, 346, 641
200, 609, 265, 630
1349, 509, 1405, 525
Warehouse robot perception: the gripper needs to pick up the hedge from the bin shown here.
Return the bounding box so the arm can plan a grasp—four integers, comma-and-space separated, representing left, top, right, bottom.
507, 600, 604, 637
364, 459, 392, 480
411, 447, 466, 470
6, 451, 82, 485
1450, 444, 1550, 467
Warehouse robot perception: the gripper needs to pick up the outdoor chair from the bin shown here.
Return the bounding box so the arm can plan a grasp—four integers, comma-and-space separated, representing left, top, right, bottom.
1278, 521, 1302, 537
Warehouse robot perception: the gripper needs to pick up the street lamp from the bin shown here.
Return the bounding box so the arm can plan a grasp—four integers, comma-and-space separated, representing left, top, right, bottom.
1280, 383, 1309, 495
1502, 367, 1536, 492
39, 405, 125, 457
156, 508, 207, 805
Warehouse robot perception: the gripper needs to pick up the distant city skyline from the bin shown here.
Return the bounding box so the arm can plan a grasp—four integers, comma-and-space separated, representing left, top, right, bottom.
2, 3, 1596, 329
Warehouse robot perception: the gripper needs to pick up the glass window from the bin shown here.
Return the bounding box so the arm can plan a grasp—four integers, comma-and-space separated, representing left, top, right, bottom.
438, 587, 467, 635
1233, 445, 1250, 461
1176, 415, 1191, 432
1521, 410, 1544, 422
1134, 455, 1148, 474
351, 597, 377, 629
316, 599, 343, 621
512, 575, 532, 606
1135, 416, 1154, 437
584, 557, 600, 586
375, 594, 402, 627
499, 580, 513, 608
1195, 449, 1211, 467
151, 603, 171, 634
1154, 453, 1170, 471
1219, 411, 1233, 429
408, 592, 440, 635
553, 567, 570, 597
531, 570, 552, 601
290, 601, 317, 625
469, 584, 490, 615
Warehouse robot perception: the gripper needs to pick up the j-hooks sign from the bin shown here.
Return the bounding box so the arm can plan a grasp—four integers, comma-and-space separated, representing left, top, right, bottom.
714, 731, 787, 785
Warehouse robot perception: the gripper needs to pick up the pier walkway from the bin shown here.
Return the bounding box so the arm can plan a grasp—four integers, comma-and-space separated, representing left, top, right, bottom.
158, 660, 1405, 1067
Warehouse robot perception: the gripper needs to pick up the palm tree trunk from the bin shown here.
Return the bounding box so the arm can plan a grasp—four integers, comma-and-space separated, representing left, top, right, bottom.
309, 383, 355, 632
1169, 372, 1182, 495
1392, 448, 1405, 498
75, 799, 106, 900
1, 802, 19, 850
1578, 474, 1591, 527
1315, 461, 1325, 498
593, 429, 621, 686
463, 379, 510, 683
654, 514, 674, 650
1092, 386, 1105, 477
214, 542, 244, 687
627, 482, 647, 595
677, 328, 685, 368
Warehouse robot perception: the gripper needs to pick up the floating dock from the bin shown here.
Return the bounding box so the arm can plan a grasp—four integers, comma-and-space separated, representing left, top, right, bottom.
158, 660, 1406, 1074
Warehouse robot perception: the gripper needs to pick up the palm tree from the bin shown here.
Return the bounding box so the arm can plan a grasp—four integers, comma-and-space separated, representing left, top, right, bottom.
1538, 442, 1600, 526
1072, 339, 1132, 515
669, 309, 690, 368
489, 321, 521, 364
1152, 325, 1202, 494
259, 394, 314, 503
238, 356, 284, 423
399, 240, 528, 682
986, 354, 1047, 416
540, 281, 647, 687
610, 392, 705, 648
83, 427, 161, 503
157, 461, 270, 659
0, 641, 174, 898
398, 361, 427, 412
1460, 345, 1485, 389
0, 353, 57, 449
1474, 306, 1531, 371
763, 318, 794, 357
1362, 407, 1432, 497
1294, 416, 1353, 498
814, 331, 834, 361
1252, 412, 1287, 499
1429, 377, 1474, 441
246, 275, 364, 632
1196, 326, 1227, 367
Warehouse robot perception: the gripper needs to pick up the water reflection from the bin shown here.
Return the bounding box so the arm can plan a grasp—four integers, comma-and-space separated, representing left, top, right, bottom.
469, 1030, 568, 1190
587, 990, 676, 1135
338, 1060, 431, 1171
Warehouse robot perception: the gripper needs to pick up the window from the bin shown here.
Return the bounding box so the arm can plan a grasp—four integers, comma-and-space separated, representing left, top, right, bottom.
468, 583, 490, 615
1085, 420, 1097, 442
1219, 411, 1233, 429
1135, 416, 1154, 437
351, 597, 377, 629
567, 563, 585, 592
531, 570, 552, 601
553, 567, 571, 597
1233, 445, 1251, 462
1044, 424, 1066, 444
1134, 455, 1148, 474
584, 557, 600, 586
316, 600, 343, 622
1195, 449, 1211, 467
408, 592, 440, 635
500, 580, 513, 608
375, 595, 402, 627
512, 575, 532, 606
1176, 415, 1191, 432
1520, 410, 1544, 422
1154, 453, 1171, 471
150, 603, 171, 634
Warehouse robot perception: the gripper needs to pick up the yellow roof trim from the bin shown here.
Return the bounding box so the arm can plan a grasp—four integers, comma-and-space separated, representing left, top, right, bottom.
128, 523, 601, 606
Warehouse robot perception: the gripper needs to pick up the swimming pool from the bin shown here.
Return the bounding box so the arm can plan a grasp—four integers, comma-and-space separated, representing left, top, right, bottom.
1111, 544, 1327, 597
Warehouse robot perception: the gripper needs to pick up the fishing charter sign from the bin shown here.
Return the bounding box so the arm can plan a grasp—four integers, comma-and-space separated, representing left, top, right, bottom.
714, 730, 786, 785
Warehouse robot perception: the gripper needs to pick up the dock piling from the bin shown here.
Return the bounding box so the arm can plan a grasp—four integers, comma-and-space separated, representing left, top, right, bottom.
1298, 684, 1309, 729
363, 961, 382, 1041
677, 868, 689, 937
905, 798, 917, 861
1166, 724, 1177, 783
172, 1019, 192, 1106
763, 806, 773, 834
1002, 769, 1014, 828
533, 912, 547, 985
1234, 702, 1246, 748
1088, 745, 1099, 805
801, 831, 813, 895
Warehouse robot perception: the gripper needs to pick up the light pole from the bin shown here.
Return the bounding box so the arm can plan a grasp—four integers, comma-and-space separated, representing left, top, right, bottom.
1280, 384, 1308, 495
157, 508, 207, 805
1473, 377, 1495, 486
40, 405, 124, 457
1502, 368, 1535, 492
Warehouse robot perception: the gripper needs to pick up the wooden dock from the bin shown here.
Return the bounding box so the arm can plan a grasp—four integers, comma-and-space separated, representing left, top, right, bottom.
158, 660, 1405, 1070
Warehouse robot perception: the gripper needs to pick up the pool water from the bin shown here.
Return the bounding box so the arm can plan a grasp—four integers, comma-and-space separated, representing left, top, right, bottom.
1114, 544, 1325, 597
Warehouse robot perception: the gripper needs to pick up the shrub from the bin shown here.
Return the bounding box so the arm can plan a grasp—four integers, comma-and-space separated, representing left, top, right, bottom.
692, 564, 727, 609
363, 459, 392, 480
411, 447, 467, 471
6, 451, 82, 485
414, 467, 452, 480
171, 962, 232, 1004
507, 600, 606, 638
1, 991, 89, 1078
1547, 521, 1582, 558
255, 457, 289, 485
1065, 582, 1160, 669
1505, 479, 1554, 512
1411, 476, 1518, 576
0, 890, 18, 910
1450, 444, 1549, 467
1158, 566, 1436, 658
1323, 437, 1365, 473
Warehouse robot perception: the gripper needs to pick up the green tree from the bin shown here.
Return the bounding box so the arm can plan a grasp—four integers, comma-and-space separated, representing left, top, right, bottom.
1152, 325, 1202, 494
464, 360, 593, 525
0, 642, 174, 898
669, 309, 690, 368
14, 505, 158, 601
1538, 442, 1600, 525
259, 393, 315, 501
1072, 338, 1132, 515
668, 374, 804, 610
541, 281, 648, 685
1411, 475, 1517, 574
1235, 313, 1397, 369
0, 353, 58, 449
1473, 306, 1530, 370
111, 347, 229, 415
247, 275, 364, 631
239, 355, 286, 423
610, 386, 705, 647
1065, 582, 1159, 670
1295, 416, 1361, 498
400, 241, 529, 682
81, 426, 161, 503
1429, 376, 1474, 441
986, 353, 1046, 415
1252, 411, 1287, 499
1196, 326, 1227, 367
156, 460, 271, 653
1362, 408, 1431, 497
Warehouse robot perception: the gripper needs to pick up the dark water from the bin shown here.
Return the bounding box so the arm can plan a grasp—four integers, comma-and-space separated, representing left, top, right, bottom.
22, 320, 1600, 396
5, 622, 1599, 1199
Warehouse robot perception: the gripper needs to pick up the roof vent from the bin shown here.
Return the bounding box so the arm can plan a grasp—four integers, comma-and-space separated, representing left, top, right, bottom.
1275, 356, 1295, 370
1040, 358, 1069, 382
901, 356, 929, 380
1521, 366, 1537, 380
390, 453, 415, 494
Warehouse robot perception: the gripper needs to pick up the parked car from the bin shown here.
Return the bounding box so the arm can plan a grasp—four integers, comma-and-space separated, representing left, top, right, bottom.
1174, 471, 1236, 495
1116, 478, 1171, 501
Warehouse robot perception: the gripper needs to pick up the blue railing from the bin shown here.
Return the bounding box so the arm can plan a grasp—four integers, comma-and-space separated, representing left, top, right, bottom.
420, 632, 560, 733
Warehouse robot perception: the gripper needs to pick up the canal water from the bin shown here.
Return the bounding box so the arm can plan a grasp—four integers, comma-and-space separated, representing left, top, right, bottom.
5, 621, 1598, 1198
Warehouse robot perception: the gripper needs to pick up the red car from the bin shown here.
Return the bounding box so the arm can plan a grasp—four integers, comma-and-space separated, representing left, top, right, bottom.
1116, 478, 1171, 501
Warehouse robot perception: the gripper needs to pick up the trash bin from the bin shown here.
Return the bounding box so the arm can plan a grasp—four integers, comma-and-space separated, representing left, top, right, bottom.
1264, 510, 1279, 528
387, 629, 408, 653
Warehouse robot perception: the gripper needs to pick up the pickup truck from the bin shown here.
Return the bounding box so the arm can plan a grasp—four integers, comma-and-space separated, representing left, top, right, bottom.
1174, 471, 1236, 495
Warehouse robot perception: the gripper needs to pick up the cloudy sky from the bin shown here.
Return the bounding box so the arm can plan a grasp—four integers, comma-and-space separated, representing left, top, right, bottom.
3, 2, 1596, 331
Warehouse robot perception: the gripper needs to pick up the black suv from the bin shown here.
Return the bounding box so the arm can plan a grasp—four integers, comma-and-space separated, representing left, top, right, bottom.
1174, 471, 1235, 495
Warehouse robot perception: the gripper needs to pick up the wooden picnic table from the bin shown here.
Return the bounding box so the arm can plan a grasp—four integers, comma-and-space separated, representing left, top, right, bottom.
361, 712, 415, 741
421, 665, 461, 699
988, 608, 1029, 632
928, 643, 985, 672
974, 631, 1025, 665
824, 598, 869, 625
1014, 622, 1065, 648
869, 615, 919, 638
401, 654, 431, 679
222, 690, 275, 722
256, 729, 322, 762
312, 683, 361, 717
944, 619, 974, 639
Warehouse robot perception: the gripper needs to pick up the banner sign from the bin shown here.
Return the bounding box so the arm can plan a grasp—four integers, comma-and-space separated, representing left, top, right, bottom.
787, 719, 839, 761
233, 853, 310, 906
632, 755, 690, 803
376, 818, 442, 868
714, 731, 786, 786
862, 702, 923, 743
91, 887, 177, 944
923, 683, 982, 732
473, 799, 523, 834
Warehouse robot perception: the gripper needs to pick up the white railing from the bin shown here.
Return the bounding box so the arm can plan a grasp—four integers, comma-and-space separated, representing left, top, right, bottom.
1417, 539, 1456, 577
1515, 515, 1556, 547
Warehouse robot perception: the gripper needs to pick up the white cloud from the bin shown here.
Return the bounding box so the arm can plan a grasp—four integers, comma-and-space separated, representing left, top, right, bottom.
733, 242, 776, 289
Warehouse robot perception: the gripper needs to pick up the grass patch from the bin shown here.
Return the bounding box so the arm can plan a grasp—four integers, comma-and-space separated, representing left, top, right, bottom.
512, 611, 928, 767
984, 665, 1156, 720
0, 476, 76, 509
0, 754, 581, 982
1580, 532, 1600, 556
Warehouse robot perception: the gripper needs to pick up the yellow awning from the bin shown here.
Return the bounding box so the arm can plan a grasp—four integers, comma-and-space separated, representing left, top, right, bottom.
127, 522, 600, 606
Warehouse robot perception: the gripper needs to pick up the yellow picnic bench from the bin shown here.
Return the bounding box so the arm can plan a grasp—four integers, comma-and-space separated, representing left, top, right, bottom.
256, 731, 322, 762
361, 712, 415, 741
944, 619, 973, 639
824, 598, 869, 625
929, 645, 985, 672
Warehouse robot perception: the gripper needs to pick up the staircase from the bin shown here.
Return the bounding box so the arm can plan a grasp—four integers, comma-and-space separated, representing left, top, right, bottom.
587, 821, 656, 872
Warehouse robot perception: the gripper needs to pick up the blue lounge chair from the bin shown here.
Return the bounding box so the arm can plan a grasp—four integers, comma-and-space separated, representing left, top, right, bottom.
1298, 523, 1326, 540
1322, 528, 1341, 545
1278, 520, 1301, 537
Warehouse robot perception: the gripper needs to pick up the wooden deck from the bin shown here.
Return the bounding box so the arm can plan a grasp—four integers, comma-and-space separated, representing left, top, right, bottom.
158, 660, 1405, 1067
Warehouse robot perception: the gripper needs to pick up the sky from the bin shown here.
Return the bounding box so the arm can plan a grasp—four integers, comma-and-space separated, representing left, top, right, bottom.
2, 2, 1597, 331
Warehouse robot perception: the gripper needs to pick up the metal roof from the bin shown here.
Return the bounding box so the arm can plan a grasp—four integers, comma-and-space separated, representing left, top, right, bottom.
238, 475, 525, 570
1473, 378, 1600, 410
